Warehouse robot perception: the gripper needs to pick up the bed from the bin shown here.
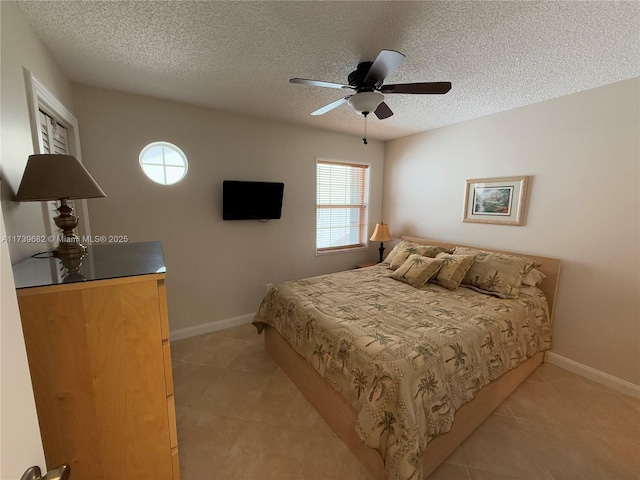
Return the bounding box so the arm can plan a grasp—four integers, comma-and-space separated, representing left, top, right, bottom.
253, 237, 561, 480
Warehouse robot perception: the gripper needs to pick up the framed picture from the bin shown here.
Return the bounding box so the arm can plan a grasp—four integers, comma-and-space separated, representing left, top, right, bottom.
463, 176, 529, 226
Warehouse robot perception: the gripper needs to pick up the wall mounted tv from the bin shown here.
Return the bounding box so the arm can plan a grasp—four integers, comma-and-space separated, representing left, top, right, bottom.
223, 180, 285, 220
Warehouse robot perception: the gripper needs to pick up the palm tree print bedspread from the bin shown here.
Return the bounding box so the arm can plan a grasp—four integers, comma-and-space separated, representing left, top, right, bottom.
253, 265, 552, 480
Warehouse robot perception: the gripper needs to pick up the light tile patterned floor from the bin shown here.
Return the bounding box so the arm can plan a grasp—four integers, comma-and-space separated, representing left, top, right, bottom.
172, 324, 640, 480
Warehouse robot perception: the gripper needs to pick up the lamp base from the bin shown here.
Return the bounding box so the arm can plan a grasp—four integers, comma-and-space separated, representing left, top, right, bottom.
378, 242, 385, 264
53, 199, 87, 258
53, 242, 86, 257
53, 244, 86, 283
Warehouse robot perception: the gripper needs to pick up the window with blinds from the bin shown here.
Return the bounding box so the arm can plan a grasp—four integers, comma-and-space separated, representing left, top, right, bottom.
39, 109, 68, 154
316, 160, 369, 253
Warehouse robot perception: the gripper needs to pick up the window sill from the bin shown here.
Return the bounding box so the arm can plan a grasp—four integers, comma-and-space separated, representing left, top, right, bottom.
315, 246, 368, 256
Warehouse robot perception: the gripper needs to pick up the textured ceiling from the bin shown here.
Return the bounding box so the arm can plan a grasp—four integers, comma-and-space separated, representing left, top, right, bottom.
17, 1, 640, 141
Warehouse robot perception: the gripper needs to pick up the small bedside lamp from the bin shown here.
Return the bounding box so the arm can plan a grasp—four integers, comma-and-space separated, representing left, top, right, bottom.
15, 154, 106, 258
370, 222, 392, 263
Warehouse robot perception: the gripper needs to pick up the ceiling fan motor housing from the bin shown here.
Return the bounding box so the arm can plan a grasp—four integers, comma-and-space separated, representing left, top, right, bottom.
348, 62, 379, 90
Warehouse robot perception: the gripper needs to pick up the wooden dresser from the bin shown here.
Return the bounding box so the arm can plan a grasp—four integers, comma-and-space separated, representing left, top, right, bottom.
13, 242, 180, 479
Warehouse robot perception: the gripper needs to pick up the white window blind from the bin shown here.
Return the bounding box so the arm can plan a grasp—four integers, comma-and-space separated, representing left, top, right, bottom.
39, 110, 68, 154
38, 109, 71, 238
316, 160, 369, 253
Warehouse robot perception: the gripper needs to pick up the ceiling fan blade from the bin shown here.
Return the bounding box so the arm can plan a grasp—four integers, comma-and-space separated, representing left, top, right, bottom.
364, 50, 406, 86
380, 82, 452, 95
290, 78, 352, 90
374, 102, 393, 120
311, 96, 351, 116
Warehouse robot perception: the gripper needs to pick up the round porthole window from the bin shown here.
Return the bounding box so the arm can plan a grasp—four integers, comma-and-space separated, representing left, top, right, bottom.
139, 141, 188, 185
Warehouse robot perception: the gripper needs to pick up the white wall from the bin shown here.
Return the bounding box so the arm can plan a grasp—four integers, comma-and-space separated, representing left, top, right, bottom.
73, 84, 385, 332
383, 78, 640, 386
0, 1, 73, 475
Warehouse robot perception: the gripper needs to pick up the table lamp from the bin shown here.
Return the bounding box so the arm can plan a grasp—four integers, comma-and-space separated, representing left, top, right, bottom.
15, 154, 106, 258
370, 222, 392, 263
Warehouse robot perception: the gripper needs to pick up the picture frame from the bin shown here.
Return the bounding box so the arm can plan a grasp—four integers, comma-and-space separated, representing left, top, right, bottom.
463, 176, 529, 226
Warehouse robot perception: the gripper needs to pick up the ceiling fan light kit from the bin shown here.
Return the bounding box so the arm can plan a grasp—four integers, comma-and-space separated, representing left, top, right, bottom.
348, 91, 384, 115
290, 49, 451, 145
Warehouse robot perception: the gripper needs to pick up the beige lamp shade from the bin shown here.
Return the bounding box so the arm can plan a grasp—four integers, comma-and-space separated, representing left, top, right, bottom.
16, 154, 106, 201
370, 222, 392, 242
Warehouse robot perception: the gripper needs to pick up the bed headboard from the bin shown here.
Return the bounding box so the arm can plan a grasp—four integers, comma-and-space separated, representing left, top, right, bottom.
402, 236, 561, 323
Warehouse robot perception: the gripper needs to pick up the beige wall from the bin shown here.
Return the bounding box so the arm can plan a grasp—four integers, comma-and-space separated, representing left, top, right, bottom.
1, 1, 76, 262
73, 84, 384, 332
0, 1, 71, 474
383, 78, 640, 385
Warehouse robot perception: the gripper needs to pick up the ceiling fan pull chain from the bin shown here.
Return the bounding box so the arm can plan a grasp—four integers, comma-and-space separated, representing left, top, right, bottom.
362, 113, 368, 145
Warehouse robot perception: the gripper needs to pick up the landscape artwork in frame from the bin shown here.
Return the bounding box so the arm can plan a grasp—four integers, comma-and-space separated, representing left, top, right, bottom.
463, 176, 529, 225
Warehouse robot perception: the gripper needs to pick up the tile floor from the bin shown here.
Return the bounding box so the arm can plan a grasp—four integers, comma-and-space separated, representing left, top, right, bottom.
172, 324, 640, 480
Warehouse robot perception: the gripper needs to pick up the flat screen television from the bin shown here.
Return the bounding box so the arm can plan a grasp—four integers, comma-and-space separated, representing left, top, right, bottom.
223, 180, 284, 220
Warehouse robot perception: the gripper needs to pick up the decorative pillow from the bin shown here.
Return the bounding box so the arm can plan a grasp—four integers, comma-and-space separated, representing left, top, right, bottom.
433, 253, 476, 290
452, 246, 539, 299
389, 242, 451, 270
382, 240, 408, 266
523, 268, 546, 286
390, 254, 445, 288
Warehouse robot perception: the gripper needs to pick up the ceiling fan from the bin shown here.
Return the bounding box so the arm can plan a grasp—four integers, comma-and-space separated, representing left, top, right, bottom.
289, 49, 452, 121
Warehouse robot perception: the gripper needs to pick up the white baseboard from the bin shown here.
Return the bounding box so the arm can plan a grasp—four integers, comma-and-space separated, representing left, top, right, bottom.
545, 351, 640, 399
170, 312, 255, 341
